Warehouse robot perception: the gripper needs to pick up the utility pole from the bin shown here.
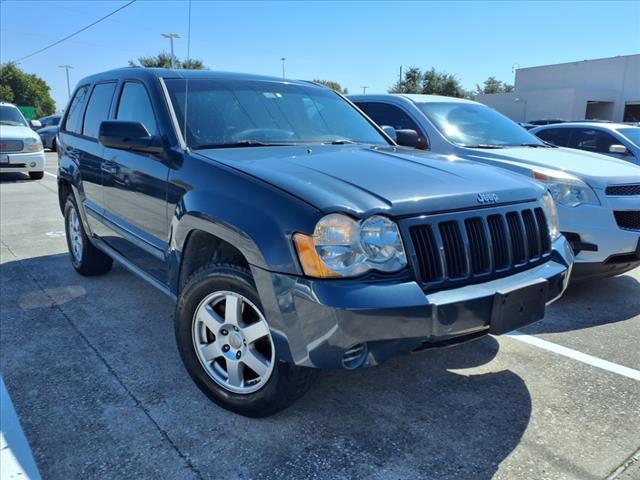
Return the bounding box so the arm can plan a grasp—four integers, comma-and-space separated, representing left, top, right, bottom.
58, 65, 73, 101
280, 57, 286, 78
161, 33, 180, 68
361, 86, 368, 95
399, 65, 403, 81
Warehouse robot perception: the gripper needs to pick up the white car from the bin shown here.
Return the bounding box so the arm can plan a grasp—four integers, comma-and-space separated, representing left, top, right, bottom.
0, 101, 45, 179
531, 122, 640, 165
349, 94, 640, 281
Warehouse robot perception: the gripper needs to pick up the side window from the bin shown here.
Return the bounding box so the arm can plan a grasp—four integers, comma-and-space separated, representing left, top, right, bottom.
82, 83, 116, 139
535, 128, 571, 147
116, 82, 157, 135
569, 128, 618, 153
365, 102, 422, 132
63, 86, 90, 134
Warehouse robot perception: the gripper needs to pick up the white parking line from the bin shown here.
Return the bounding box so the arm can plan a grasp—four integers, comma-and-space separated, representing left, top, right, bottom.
43, 171, 56, 178
507, 331, 640, 381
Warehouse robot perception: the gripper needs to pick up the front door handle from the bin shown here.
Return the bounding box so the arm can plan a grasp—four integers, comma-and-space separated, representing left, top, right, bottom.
101, 162, 118, 174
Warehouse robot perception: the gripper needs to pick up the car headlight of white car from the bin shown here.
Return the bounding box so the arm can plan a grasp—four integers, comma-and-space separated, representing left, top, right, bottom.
540, 192, 561, 242
293, 213, 407, 278
533, 169, 600, 207
23, 137, 44, 153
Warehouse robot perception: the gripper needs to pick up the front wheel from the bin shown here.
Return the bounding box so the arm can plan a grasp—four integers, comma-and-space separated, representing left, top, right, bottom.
64, 194, 113, 276
175, 263, 317, 417
29, 171, 44, 180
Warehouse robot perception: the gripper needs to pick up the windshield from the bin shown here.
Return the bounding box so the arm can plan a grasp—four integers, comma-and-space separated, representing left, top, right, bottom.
0, 105, 29, 127
618, 127, 640, 146
416, 102, 544, 148
164, 78, 389, 149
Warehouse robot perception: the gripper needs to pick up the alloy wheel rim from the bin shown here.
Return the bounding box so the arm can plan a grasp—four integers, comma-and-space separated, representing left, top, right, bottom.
192, 291, 275, 394
69, 206, 83, 263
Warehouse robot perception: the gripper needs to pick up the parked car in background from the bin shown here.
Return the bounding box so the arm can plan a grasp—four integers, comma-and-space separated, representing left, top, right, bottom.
349, 94, 640, 281
37, 124, 59, 151
518, 122, 537, 130
531, 122, 640, 165
37, 114, 62, 128
0, 101, 45, 179
57, 69, 573, 416
528, 119, 568, 126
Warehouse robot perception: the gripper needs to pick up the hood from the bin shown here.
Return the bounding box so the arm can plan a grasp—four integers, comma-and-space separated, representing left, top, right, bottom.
37, 125, 58, 134
463, 146, 640, 188
196, 145, 544, 217
0, 124, 40, 141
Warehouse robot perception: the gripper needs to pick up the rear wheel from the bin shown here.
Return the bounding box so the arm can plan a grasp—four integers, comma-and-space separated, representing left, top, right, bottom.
175, 262, 317, 417
51, 138, 57, 152
64, 194, 113, 276
29, 171, 44, 180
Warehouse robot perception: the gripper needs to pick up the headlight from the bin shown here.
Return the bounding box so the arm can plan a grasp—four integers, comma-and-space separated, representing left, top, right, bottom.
540, 192, 561, 242
24, 137, 43, 152
533, 169, 599, 207
293, 213, 407, 278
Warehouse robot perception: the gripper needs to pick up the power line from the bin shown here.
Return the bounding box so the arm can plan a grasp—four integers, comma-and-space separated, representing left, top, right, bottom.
12, 0, 137, 63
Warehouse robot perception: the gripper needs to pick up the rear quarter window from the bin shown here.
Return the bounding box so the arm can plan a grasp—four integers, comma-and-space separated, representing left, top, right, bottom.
63, 86, 90, 134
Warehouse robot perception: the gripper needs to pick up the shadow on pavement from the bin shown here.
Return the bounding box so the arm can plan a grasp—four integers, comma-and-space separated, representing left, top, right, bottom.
524, 272, 640, 334
1, 253, 533, 479
0, 172, 35, 183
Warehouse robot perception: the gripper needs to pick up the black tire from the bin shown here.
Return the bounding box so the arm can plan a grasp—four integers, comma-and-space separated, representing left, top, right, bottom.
51, 138, 57, 152
64, 194, 113, 276
175, 262, 317, 417
29, 171, 44, 180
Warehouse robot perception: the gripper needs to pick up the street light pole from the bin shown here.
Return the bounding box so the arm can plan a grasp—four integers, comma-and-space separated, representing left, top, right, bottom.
58, 65, 73, 101
361, 86, 368, 94
280, 57, 286, 78
161, 33, 180, 68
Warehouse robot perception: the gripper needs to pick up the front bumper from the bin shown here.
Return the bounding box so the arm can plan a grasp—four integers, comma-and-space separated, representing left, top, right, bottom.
0, 151, 45, 173
557, 195, 639, 266
253, 236, 572, 370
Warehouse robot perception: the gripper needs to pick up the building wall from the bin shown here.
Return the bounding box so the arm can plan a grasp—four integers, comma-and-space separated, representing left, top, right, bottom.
476, 54, 640, 122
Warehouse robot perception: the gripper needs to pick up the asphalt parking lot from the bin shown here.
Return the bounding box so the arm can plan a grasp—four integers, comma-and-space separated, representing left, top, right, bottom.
1, 151, 639, 480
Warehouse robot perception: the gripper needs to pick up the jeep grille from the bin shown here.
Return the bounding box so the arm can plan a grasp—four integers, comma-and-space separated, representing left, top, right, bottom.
407, 206, 551, 290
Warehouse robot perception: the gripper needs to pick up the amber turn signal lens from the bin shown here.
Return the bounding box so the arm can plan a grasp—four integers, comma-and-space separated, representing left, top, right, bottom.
293, 233, 340, 278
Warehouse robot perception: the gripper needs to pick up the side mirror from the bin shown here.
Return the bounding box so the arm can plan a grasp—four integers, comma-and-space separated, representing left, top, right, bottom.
609, 144, 629, 155
30, 119, 42, 129
380, 125, 397, 141
395, 129, 428, 150
99, 120, 163, 154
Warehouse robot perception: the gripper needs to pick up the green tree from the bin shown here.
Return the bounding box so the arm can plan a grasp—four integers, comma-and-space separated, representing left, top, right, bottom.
128, 52, 206, 69
475, 76, 514, 95
312, 79, 348, 94
0, 62, 56, 116
389, 67, 423, 94
389, 67, 470, 98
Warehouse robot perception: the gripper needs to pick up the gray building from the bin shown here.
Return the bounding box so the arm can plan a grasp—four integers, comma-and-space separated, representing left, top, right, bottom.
476, 54, 640, 123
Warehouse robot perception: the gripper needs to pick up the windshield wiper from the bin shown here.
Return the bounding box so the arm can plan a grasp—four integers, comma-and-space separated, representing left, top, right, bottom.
461, 144, 505, 149
518, 143, 550, 148
192, 140, 295, 150
322, 139, 357, 145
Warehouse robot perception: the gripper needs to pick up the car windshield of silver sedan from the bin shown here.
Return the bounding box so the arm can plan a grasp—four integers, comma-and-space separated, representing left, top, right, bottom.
0, 105, 29, 127
164, 78, 390, 149
417, 102, 547, 148
618, 127, 640, 146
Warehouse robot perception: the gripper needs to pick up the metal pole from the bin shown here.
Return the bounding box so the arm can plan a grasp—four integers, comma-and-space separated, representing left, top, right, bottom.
58, 65, 73, 101
161, 33, 180, 68
281, 58, 286, 78
361, 86, 368, 94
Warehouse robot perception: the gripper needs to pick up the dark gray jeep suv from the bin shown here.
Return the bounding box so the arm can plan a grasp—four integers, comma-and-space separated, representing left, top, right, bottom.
57, 69, 573, 416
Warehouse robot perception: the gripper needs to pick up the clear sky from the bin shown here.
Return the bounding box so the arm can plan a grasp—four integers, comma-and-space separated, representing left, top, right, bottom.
1, 0, 639, 110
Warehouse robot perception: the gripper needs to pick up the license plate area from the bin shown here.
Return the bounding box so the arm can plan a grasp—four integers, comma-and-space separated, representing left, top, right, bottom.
490, 280, 548, 335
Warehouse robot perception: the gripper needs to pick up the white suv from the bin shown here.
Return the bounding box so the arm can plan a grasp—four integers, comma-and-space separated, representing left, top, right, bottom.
0, 101, 45, 179
349, 94, 640, 281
